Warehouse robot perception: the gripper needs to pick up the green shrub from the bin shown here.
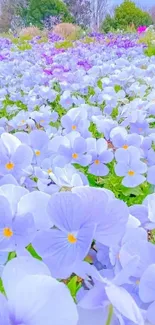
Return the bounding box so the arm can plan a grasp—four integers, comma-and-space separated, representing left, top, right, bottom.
55, 40, 73, 49
139, 30, 155, 46
144, 45, 155, 57
101, 0, 153, 33
82, 36, 94, 44
114, 0, 152, 29
101, 15, 116, 33
17, 43, 32, 51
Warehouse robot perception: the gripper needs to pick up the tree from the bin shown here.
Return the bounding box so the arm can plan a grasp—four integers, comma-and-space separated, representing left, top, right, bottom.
0, 0, 28, 32
23, 0, 73, 28
90, 0, 110, 29
64, 0, 91, 28
102, 0, 153, 33
114, 0, 153, 29
101, 14, 115, 33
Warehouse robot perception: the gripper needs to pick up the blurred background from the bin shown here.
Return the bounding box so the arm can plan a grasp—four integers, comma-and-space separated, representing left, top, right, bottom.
0, 0, 154, 33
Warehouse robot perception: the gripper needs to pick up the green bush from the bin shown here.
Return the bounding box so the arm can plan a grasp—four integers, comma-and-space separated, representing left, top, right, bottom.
21, 0, 73, 28
55, 40, 73, 49
114, 0, 152, 29
139, 30, 155, 46
144, 45, 155, 57
101, 15, 117, 33
101, 0, 153, 33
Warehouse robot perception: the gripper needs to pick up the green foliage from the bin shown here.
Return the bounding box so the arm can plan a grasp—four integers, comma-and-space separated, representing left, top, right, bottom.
144, 45, 155, 57
114, 0, 152, 29
17, 43, 32, 51
55, 40, 73, 49
74, 160, 154, 206
22, 0, 73, 28
8, 251, 16, 261
139, 30, 155, 46
97, 79, 103, 90
89, 122, 103, 139
37, 36, 48, 44
19, 35, 33, 41
0, 279, 5, 295
101, 15, 116, 33
82, 36, 94, 44
114, 84, 122, 93
101, 0, 153, 33
26, 244, 42, 260
67, 276, 82, 301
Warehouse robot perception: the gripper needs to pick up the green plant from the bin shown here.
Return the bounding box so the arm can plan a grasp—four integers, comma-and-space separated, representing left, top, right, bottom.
17, 43, 32, 51
114, 0, 152, 29
22, 0, 73, 28
139, 30, 155, 46
82, 36, 94, 44
101, 15, 116, 33
144, 45, 155, 57
101, 0, 153, 33
55, 40, 73, 49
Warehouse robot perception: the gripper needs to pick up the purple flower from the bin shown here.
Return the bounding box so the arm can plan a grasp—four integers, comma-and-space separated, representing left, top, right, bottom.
119, 239, 155, 278
87, 138, 113, 176
29, 130, 51, 165
0, 256, 78, 325
61, 113, 90, 138
115, 147, 147, 187
139, 264, 155, 324
111, 127, 141, 149
130, 119, 149, 135
0, 133, 33, 180
147, 165, 155, 185
0, 185, 36, 254
32, 192, 95, 278
60, 91, 74, 110
56, 134, 92, 167
72, 186, 129, 247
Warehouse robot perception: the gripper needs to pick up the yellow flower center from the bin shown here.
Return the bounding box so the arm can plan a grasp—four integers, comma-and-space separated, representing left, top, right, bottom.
122, 144, 128, 149
72, 125, 77, 131
47, 169, 52, 174
35, 150, 41, 156
72, 153, 78, 159
94, 159, 100, 165
67, 233, 77, 244
3, 227, 13, 238
136, 279, 140, 285
40, 120, 44, 124
128, 170, 135, 176
116, 253, 120, 260
21, 120, 25, 124
5, 162, 14, 170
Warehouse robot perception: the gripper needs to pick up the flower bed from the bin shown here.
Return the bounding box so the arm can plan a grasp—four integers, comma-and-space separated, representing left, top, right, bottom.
0, 32, 155, 325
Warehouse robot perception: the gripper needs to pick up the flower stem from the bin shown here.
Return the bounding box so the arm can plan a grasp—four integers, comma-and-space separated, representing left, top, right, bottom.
105, 304, 113, 325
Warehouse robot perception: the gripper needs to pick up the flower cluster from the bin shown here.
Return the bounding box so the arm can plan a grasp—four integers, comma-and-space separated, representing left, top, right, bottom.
0, 32, 154, 324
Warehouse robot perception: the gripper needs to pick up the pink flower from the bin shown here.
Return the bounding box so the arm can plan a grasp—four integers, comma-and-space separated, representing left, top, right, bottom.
137, 26, 147, 34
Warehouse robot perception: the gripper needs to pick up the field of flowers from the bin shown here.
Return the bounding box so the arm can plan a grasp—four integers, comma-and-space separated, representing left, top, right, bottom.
0, 31, 155, 324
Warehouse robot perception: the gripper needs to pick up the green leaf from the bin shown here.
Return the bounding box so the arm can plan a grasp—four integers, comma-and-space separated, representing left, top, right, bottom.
67, 276, 82, 299
121, 186, 143, 197
114, 85, 122, 93
97, 79, 103, 90
7, 251, 16, 261
26, 244, 42, 260
87, 174, 98, 187
0, 279, 5, 295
